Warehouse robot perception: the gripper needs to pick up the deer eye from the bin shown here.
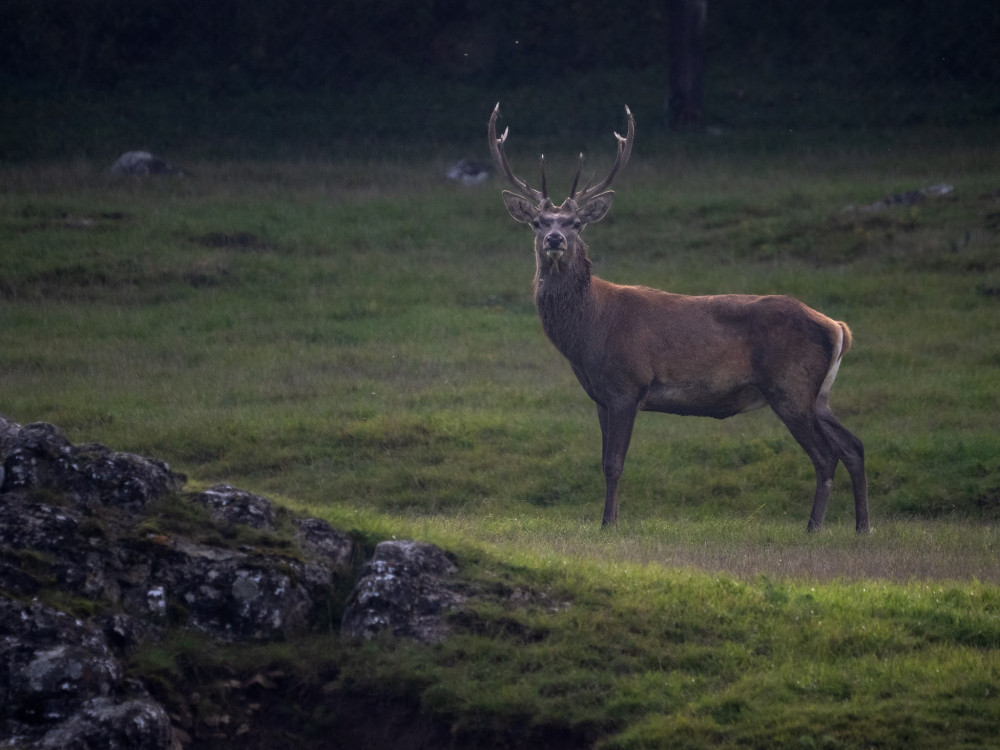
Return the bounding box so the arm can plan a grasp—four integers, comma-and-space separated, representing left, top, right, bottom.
572, 220, 582, 230
531, 218, 540, 229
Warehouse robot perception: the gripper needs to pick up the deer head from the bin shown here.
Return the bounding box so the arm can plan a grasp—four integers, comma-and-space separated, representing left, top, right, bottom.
488, 103, 635, 271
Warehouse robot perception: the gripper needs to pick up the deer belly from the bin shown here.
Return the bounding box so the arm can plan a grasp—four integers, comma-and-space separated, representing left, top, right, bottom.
642, 381, 767, 419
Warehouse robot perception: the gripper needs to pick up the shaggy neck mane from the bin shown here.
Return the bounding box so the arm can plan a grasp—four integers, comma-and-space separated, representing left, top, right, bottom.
533, 239, 594, 360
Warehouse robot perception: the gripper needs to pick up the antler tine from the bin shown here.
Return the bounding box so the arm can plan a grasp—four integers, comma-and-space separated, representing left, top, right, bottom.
569, 152, 584, 199
574, 105, 635, 203
540, 154, 547, 199
488, 102, 545, 203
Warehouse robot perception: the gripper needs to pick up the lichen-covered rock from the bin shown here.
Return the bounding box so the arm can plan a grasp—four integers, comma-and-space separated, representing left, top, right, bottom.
0, 598, 172, 750
293, 516, 354, 568
0, 416, 184, 510
147, 537, 322, 641
0, 413, 366, 746
341, 540, 464, 643
0, 487, 161, 607
0, 492, 343, 643
192, 484, 276, 529
1, 600, 120, 720
0, 415, 353, 643
1, 421, 85, 497
82, 449, 182, 510
32, 697, 173, 750
0, 495, 81, 553
109, 151, 176, 176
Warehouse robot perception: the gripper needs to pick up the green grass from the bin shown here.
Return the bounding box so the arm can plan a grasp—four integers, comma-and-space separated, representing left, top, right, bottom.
2, 130, 1000, 746
346, 562, 1000, 749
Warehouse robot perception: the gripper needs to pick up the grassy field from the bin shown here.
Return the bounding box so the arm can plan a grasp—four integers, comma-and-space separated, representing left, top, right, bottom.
2, 128, 1000, 746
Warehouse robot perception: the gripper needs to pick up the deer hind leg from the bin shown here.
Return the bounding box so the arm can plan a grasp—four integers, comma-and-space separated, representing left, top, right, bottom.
597, 402, 638, 527
768, 400, 840, 533
817, 406, 869, 533
772, 395, 869, 533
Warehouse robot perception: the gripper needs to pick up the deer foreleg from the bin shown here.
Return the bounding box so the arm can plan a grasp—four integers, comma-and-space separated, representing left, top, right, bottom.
597, 402, 638, 527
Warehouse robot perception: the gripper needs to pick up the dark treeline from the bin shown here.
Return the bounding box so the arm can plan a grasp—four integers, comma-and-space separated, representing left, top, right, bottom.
3, 0, 998, 93
1, 0, 998, 158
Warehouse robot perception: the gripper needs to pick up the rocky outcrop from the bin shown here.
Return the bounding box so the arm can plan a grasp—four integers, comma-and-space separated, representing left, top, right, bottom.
342, 539, 464, 643
1, 597, 172, 750
0, 419, 184, 511
1, 414, 474, 748
109, 151, 178, 176
0, 417, 354, 644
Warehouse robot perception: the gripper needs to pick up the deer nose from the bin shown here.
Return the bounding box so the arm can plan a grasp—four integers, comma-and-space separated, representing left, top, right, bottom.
545, 233, 565, 249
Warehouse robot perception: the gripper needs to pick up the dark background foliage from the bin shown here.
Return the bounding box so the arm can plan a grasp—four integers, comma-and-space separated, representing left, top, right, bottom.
1, 0, 998, 158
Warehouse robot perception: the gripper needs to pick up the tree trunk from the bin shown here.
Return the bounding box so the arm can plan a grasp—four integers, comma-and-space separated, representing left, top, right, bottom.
667, 0, 708, 129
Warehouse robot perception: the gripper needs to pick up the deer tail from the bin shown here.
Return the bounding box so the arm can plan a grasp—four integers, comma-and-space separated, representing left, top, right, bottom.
819, 322, 851, 403
838, 321, 853, 356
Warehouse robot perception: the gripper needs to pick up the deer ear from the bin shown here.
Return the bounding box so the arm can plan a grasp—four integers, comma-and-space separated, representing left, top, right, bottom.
578, 191, 614, 225
502, 191, 539, 224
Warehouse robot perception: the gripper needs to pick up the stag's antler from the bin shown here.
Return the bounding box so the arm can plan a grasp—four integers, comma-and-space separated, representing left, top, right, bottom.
489, 103, 634, 205
489, 103, 547, 204
571, 105, 635, 203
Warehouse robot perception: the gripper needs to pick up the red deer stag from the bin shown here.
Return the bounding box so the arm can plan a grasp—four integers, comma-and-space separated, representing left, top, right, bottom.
488, 103, 869, 533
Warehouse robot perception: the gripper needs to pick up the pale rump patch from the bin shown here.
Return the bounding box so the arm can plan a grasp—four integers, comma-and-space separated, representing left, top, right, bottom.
819, 324, 845, 402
